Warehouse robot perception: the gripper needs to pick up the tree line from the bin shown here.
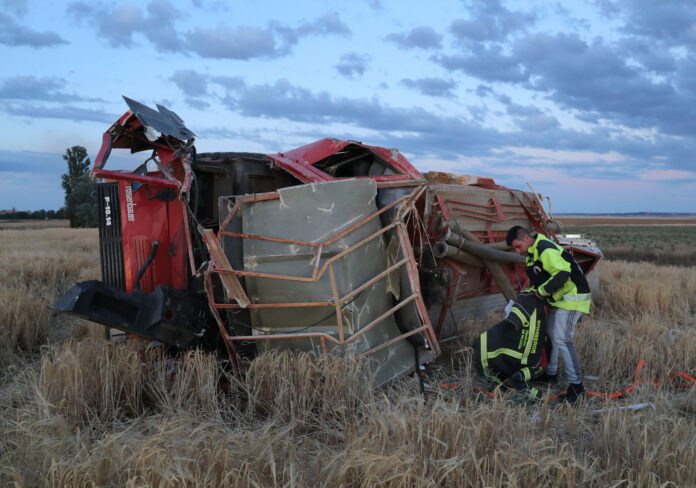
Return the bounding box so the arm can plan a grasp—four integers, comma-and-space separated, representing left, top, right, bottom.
61, 145, 98, 228
0, 209, 66, 220
2, 146, 101, 227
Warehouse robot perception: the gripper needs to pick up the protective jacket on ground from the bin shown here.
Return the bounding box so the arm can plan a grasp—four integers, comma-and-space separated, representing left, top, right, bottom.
526, 234, 591, 313
472, 290, 548, 399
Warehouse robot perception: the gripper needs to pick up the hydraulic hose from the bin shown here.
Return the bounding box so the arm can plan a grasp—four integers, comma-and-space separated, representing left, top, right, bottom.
442, 228, 524, 264
437, 225, 519, 301
134, 240, 159, 292
432, 241, 483, 267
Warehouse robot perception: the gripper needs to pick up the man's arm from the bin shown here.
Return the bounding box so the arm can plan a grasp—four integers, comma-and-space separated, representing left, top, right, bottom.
536, 244, 571, 298
506, 367, 542, 400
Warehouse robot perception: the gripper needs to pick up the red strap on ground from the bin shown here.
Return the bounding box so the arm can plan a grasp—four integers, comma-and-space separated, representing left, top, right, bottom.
441, 360, 695, 402
585, 360, 695, 402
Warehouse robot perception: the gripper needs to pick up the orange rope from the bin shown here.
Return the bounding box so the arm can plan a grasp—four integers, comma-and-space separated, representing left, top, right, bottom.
441, 360, 695, 401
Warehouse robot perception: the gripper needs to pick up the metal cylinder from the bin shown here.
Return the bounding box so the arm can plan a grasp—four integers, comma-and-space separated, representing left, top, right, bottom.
439, 225, 520, 302
432, 241, 484, 267
442, 228, 524, 264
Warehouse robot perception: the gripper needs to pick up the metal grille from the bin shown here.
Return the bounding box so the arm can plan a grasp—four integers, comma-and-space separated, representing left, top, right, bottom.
97, 183, 126, 291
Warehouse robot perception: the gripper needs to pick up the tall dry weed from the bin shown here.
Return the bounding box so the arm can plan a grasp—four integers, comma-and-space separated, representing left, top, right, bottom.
3, 226, 696, 487
143, 347, 221, 416
0, 228, 99, 362
4, 343, 696, 487
598, 260, 696, 320
242, 351, 376, 430
39, 338, 145, 423
575, 260, 696, 383
39, 417, 319, 488
38, 339, 224, 424
323, 396, 599, 487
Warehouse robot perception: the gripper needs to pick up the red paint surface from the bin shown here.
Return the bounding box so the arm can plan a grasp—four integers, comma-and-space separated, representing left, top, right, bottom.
116, 177, 188, 293
267, 138, 424, 183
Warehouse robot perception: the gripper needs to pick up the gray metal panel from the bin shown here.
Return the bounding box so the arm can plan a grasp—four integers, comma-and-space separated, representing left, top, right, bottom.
429, 292, 507, 340
240, 179, 431, 384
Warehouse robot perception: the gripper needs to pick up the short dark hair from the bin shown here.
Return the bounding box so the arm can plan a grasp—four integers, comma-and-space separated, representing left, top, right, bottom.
506, 226, 529, 246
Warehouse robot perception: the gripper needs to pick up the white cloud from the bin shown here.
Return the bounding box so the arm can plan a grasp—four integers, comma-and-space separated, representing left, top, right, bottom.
639, 169, 694, 180
493, 146, 627, 164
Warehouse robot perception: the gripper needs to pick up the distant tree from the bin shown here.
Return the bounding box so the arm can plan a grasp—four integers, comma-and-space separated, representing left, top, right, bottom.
61, 146, 98, 227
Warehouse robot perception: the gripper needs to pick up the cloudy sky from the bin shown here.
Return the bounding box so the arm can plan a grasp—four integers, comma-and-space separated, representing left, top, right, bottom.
2, 0, 696, 213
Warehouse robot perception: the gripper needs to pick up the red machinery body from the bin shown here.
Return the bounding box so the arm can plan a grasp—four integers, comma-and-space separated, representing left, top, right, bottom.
267, 138, 424, 184
113, 178, 188, 293
91, 100, 195, 295
54, 97, 601, 382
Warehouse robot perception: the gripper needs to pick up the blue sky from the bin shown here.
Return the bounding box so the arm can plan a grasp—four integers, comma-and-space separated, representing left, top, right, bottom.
2, 0, 696, 213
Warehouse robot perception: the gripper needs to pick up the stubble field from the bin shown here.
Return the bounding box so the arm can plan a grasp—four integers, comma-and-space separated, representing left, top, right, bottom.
561, 216, 696, 266
0, 220, 70, 231
1, 224, 695, 487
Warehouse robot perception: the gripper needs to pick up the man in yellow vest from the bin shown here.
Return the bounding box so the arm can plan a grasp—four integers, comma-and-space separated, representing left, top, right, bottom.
506, 226, 592, 403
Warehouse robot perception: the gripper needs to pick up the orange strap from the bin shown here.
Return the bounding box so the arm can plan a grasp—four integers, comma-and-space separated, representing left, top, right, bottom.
584, 360, 695, 401
442, 360, 695, 401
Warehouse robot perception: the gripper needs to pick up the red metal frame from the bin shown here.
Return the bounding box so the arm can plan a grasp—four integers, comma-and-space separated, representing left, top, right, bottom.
267, 138, 424, 184
203, 186, 440, 366
91, 110, 192, 294
91, 105, 599, 356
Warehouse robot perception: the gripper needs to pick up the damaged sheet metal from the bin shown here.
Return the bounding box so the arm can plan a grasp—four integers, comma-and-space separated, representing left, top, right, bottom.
217, 179, 437, 385
123, 96, 196, 142
52, 98, 602, 389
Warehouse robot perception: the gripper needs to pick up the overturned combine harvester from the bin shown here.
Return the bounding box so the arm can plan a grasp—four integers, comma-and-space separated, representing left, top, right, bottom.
55, 98, 601, 385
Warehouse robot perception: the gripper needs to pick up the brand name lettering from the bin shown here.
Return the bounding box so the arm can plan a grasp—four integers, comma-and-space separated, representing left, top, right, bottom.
125, 186, 135, 222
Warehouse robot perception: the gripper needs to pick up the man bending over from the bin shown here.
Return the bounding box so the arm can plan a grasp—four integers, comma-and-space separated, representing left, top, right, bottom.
472, 290, 548, 401
506, 226, 591, 404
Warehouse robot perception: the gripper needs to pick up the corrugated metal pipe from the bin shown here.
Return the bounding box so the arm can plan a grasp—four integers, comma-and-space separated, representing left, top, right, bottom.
441, 228, 525, 264
432, 241, 483, 267
434, 226, 523, 301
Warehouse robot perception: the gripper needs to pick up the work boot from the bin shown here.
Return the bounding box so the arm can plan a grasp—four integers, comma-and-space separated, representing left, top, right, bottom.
563, 383, 585, 404
535, 372, 558, 385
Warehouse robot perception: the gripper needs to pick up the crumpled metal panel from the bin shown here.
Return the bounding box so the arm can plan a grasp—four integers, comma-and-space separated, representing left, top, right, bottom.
425, 185, 534, 232
123, 96, 196, 142
240, 179, 432, 384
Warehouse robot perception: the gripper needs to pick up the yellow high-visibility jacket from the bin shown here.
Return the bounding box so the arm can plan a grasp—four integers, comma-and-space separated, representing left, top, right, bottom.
526, 234, 591, 313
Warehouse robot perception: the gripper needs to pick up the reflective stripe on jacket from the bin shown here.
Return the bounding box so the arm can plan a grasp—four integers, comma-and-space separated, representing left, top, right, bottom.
474, 291, 547, 400
526, 234, 591, 313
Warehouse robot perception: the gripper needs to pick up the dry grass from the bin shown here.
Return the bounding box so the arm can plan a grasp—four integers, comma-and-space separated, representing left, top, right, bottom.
560, 216, 696, 226
564, 224, 696, 266
0, 228, 99, 364
0, 220, 70, 230
1, 229, 696, 487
